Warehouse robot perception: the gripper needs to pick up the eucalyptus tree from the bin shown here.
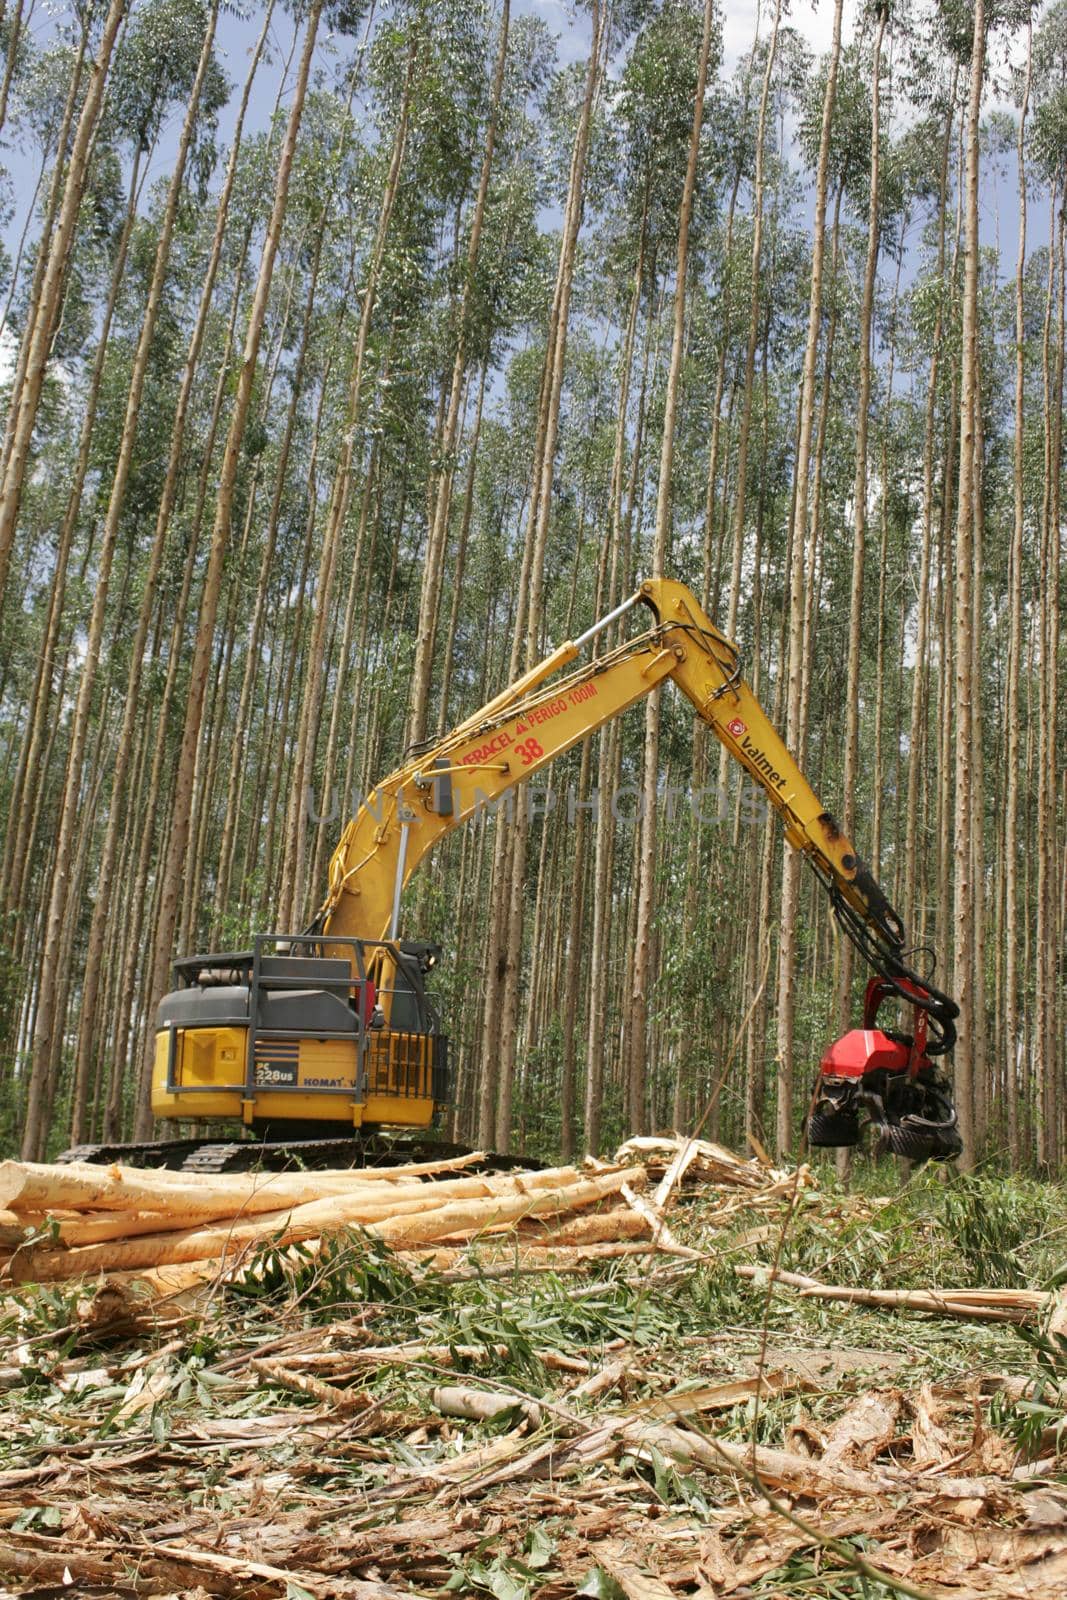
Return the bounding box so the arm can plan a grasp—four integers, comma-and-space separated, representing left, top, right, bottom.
900, 81, 959, 969
947, 0, 987, 1168
543, 0, 717, 1148
628, 0, 717, 1135
62, 2, 231, 1145
709, 28, 795, 1150
0, 0, 127, 610
0, 21, 95, 475
1029, 0, 1067, 1164
212, 87, 352, 941
276, 26, 418, 929
407, 0, 510, 751
0, 30, 91, 340
431, 29, 554, 737
103, 44, 288, 1137
838, 2, 889, 1037
140, 0, 326, 1134
1003, 15, 1034, 1161
0, 0, 29, 133
723, 0, 784, 655
20, 0, 226, 1159
775, 0, 844, 1157
574, 8, 679, 1149
285, 0, 514, 926
479, 0, 609, 1153
0, 136, 146, 927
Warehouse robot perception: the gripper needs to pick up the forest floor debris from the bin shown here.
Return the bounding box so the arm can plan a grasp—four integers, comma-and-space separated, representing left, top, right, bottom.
0, 1141, 1065, 1598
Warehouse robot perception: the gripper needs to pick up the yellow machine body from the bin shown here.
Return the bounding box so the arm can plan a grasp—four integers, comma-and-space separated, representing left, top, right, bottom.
149, 577, 921, 1145
150, 1019, 437, 1129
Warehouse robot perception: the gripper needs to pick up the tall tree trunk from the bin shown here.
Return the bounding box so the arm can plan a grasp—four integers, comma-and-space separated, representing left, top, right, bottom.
934, 125, 964, 986
407, 0, 510, 746
0, 0, 27, 133
0, 11, 91, 485
139, 0, 324, 1129
1036, 195, 1063, 1165
723, 0, 782, 652
105, 202, 259, 1138
436, 362, 489, 734
904, 74, 955, 932
1, 143, 146, 915
487, 0, 605, 1153
64, 5, 221, 1144
952, 0, 986, 1169
277, 47, 413, 929
213, 213, 323, 936
254, 370, 332, 928
773, 0, 842, 1157
0, 0, 128, 608
627, 0, 714, 1135
837, 2, 887, 1031
584, 212, 647, 1154
871, 247, 904, 870
21, 8, 220, 1159
308, 441, 380, 899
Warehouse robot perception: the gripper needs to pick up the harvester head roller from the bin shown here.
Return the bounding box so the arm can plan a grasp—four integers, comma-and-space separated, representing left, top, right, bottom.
805, 975, 962, 1163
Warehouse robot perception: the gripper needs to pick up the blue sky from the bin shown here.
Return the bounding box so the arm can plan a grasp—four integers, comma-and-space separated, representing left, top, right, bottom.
0, 0, 1049, 365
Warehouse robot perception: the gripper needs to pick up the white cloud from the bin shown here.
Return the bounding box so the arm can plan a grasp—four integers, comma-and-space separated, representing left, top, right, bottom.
721, 0, 860, 73
0, 323, 15, 387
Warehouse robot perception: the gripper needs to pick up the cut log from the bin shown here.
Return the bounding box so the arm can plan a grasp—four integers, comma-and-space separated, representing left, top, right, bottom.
0, 1160, 375, 1213
38, 1208, 269, 1247
0, 1208, 31, 1247
615, 1135, 769, 1188
10, 1167, 643, 1284
519, 1206, 649, 1247
0, 1207, 86, 1246
432, 1384, 541, 1427
0, 1161, 584, 1229
368, 1168, 642, 1250
8, 1149, 484, 1192
352, 1168, 638, 1254
0, 1152, 499, 1214
652, 1138, 703, 1210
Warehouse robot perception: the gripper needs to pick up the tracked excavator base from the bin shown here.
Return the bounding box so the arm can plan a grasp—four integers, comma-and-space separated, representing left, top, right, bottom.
56, 1135, 540, 1176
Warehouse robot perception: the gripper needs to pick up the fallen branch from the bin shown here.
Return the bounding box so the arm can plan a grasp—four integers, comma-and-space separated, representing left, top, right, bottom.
736, 1264, 1048, 1325
620, 1181, 698, 1257
432, 1383, 541, 1427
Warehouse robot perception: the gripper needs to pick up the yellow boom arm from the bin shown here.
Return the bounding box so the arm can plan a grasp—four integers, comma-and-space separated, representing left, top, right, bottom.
316, 579, 906, 966
149, 576, 956, 1141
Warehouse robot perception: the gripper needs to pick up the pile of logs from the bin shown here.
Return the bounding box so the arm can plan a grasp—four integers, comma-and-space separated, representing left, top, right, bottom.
614, 1134, 785, 1189
0, 1151, 670, 1294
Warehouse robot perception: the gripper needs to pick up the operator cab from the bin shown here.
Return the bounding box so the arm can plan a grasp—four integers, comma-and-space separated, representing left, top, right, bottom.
151, 934, 450, 1135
